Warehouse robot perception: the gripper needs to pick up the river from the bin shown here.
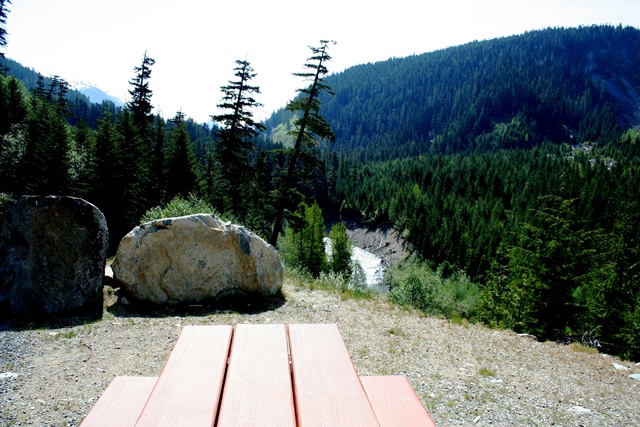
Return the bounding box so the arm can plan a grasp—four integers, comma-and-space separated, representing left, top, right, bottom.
324, 237, 385, 289
351, 245, 385, 288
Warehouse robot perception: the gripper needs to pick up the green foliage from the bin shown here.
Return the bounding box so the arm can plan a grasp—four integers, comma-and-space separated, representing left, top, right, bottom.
496, 196, 606, 338
270, 40, 336, 246
165, 111, 200, 200
329, 222, 352, 277
140, 194, 219, 224
0, 0, 10, 63
280, 202, 327, 278
265, 25, 636, 159
478, 368, 496, 377
386, 256, 480, 320
128, 51, 155, 133
476, 193, 640, 359
349, 260, 367, 290
212, 59, 265, 218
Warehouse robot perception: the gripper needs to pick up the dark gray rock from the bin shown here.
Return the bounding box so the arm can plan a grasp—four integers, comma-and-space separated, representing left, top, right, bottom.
0, 196, 109, 321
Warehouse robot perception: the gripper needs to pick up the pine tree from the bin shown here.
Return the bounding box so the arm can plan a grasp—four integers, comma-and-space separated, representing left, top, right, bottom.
128, 51, 155, 138
303, 202, 327, 277
270, 40, 337, 246
0, 0, 10, 74
21, 80, 73, 196
117, 108, 149, 225
149, 114, 167, 207
89, 112, 123, 253
281, 202, 327, 277
165, 111, 200, 200
329, 222, 352, 278
211, 59, 265, 217
201, 148, 231, 214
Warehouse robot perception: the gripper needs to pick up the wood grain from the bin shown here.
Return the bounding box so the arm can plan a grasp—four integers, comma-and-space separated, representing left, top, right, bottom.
361, 376, 436, 427
79, 376, 157, 427
217, 324, 296, 427
134, 325, 233, 427
288, 323, 380, 427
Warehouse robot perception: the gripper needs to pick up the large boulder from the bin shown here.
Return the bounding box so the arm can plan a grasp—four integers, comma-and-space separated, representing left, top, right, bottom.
112, 214, 283, 304
0, 196, 109, 321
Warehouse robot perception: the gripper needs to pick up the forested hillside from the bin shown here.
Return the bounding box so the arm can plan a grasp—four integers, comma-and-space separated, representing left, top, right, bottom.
264, 25, 640, 159
307, 26, 640, 359
1, 24, 639, 359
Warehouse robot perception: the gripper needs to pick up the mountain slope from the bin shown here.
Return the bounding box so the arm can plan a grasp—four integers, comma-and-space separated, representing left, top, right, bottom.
4, 57, 121, 127
70, 81, 124, 107
263, 25, 640, 158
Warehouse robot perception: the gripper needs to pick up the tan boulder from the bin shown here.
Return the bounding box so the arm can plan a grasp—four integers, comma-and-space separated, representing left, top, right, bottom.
112, 214, 283, 304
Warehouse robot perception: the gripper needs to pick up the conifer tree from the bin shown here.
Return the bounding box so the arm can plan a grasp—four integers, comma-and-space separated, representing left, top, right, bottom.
0, 0, 10, 74
149, 114, 167, 206
281, 202, 327, 277
270, 40, 336, 246
89, 111, 124, 252
329, 222, 352, 278
211, 59, 265, 217
128, 51, 155, 134
165, 111, 200, 200
201, 148, 232, 215
21, 80, 72, 195
116, 108, 149, 226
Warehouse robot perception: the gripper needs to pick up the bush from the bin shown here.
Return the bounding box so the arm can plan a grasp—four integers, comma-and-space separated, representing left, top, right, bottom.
386, 256, 479, 319
329, 222, 352, 278
140, 194, 228, 224
278, 203, 327, 278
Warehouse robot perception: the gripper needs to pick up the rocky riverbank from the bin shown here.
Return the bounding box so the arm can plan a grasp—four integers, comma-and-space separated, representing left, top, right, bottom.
341, 218, 409, 267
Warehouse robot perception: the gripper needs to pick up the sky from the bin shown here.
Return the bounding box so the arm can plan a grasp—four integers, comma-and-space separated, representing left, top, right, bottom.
4, 0, 640, 123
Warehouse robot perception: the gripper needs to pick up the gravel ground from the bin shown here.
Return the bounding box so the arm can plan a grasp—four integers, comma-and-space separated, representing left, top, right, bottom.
1, 279, 639, 427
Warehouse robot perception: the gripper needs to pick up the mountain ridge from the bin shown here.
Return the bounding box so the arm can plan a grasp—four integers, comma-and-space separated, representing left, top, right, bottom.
263, 25, 640, 158
69, 80, 125, 107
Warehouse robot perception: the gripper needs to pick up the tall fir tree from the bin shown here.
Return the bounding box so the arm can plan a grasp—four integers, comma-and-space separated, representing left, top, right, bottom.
0, 0, 10, 74
329, 222, 352, 278
165, 111, 200, 200
89, 111, 124, 252
21, 79, 72, 196
281, 202, 327, 277
149, 114, 167, 207
128, 51, 155, 134
211, 59, 265, 218
270, 40, 337, 246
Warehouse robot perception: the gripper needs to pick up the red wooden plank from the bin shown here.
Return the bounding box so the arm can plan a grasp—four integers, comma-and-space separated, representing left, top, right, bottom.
360, 376, 436, 427
217, 324, 296, 427
80, 376, 157, 427
134, 325, 233, 427
288, 323, 380, 427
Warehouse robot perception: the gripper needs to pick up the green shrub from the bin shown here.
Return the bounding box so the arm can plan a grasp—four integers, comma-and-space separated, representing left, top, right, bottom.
329, 222, 352, 278
386, 256, 479, 320
140, 194, 228, 224
278, 203, 327, 278
349, 260, 367, 290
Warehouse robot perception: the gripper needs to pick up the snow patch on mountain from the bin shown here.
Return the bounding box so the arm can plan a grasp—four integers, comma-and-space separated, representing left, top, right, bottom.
70, 80, 125, 107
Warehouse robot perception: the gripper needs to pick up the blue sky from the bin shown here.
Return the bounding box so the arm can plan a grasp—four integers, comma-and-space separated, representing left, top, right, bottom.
4, 0, 640, 123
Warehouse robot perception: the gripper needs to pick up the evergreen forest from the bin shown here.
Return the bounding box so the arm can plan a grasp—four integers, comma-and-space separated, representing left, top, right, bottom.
1, 22, 639, 359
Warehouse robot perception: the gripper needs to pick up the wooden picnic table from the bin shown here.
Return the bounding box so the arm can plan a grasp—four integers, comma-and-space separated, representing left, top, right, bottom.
80, 324, 435, 427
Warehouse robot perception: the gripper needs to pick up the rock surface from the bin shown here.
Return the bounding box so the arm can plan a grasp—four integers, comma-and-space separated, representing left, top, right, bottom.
112, 214, 283, 304
0, 196, 109, 320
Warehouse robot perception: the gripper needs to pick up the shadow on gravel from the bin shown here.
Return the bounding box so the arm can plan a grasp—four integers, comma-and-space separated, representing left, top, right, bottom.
0, 311, 104, 332
0, 290, 286, 333
105, 289, 287, 319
